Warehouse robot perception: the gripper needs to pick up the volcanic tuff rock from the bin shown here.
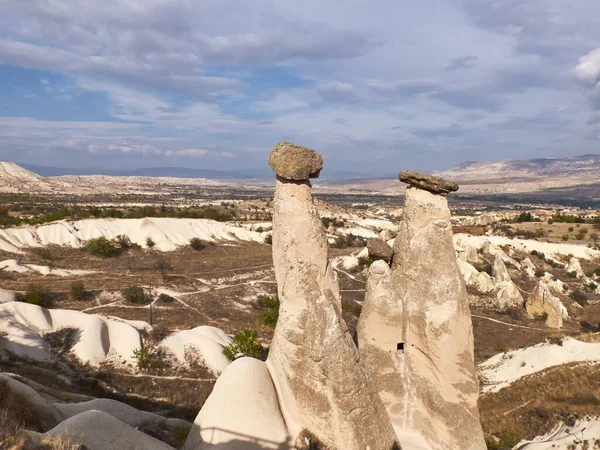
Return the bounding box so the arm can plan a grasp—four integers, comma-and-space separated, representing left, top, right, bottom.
266, 146, 398, 449
398, 170, 459, 194
492, 253, 511, 282
367, 237, 394, 263
526, 280, 568, 329
184, 358, 290, 449
358, 182, 485, 450
268, 142, 323, 180
566, 257, 585, 279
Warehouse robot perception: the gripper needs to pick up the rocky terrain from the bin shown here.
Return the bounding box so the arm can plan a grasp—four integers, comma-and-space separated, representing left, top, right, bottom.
1, 149, 600, 449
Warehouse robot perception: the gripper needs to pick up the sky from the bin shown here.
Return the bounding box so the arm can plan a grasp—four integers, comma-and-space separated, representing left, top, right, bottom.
1, 0, 600, 176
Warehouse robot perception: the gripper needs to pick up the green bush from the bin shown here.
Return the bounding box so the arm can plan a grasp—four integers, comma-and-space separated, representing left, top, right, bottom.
121, 286, 149, 304
114, 234, 135, 249
158, 293, 175, 303
562, 234, 569, 241
570, 290, 588, 306
264, 234, 273, 245
70, 280, 86, 301
255, 295, 280, 327
189, 237, 207, 251
516, 212, 534, 222
222, 329, 263, 361
535, 312, 548, 322
534, 268, 545, 278
132, 344, 165, 370
145, 237, 156, 249
85, 237, 117, 259
17, 284, 49, 307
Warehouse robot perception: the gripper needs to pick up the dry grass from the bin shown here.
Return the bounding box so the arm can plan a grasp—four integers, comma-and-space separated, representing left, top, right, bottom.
479, 363, 600, 445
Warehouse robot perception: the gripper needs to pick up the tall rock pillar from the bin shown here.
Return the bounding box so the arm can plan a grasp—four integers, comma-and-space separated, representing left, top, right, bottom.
266, 142, 399, 450
358, 170, 486, 450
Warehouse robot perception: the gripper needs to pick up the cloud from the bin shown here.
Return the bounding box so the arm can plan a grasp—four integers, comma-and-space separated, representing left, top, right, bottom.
445, 56, 478, 71
572, 48, 600, 86
105, 143, 162, 155
317, 82, 357, 104
165, 149, 208, 157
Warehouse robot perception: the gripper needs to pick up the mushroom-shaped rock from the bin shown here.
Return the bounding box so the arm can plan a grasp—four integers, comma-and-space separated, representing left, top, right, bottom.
495, 280, 524, 310
367, 238, 394, 263
399, 170, 459, 194
266, 157, 398, 449
566, 257, 585, 279
268, 142, 323, 180
360, 185, 486, 450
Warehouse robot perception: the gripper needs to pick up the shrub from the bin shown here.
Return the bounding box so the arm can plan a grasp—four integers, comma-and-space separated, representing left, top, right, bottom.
264, 234, 273, 245
85, 237, 117, 259
516, 212, 534, 222
473, 261, 492, 276
530, 250, 539, 256
562, 234, 569, 241
255, 226, 264, 233
255, 294, 280, 327
158, 293, 175, 303
114, 234, 135, 249
121, 286, 149, 304
146, 237, 156, 249
568, 226, 574, 232
535, 312, 548, 322
70, 280, 86, 301
189, 237, 207, 251
332, 233, 366, 249
570, 290, 588, 306
534, 268, 545, 278
222, 329, 263, 361
132, 344, 165, 370
17, 284, 48, 307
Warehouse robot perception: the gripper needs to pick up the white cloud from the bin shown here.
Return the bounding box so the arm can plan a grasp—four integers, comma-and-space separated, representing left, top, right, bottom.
106, 143, 162, 155
572, 48, 600, 86
165, 149, 208, 157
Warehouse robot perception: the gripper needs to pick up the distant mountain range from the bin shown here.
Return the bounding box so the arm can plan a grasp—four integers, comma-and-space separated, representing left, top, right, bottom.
436, 154, 600, 180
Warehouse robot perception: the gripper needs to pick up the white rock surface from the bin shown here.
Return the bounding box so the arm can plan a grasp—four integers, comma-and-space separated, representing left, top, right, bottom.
0, 288, 16, 303
566, 257, 585, 278
522, 258, 537, 278
184, 357, 290, 450
0, 217, 263, 253
0, 302, 141, 365
26, 410, 174, 450
0, 259, 94, 276
492, 253, 511, 282
479, 337, 600, 393
495, 281, 524, 310
160, 326, 233, 375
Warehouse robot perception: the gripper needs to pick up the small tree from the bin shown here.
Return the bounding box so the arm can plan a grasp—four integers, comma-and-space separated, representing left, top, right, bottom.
222, 329, 263, 361
70, 280, 86, 301
146, 237, 156, 249
85, 237, 117, 259
122, 286, 149, 304
18, 284, 48, 307
154, 258, 172, 282
263, 234, 273, 245
255, 294, 280, 327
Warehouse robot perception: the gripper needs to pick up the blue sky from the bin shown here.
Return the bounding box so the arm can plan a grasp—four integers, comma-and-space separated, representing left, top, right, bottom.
1, 0, 600, 176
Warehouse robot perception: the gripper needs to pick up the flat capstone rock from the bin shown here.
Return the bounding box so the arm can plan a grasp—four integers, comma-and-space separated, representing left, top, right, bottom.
398, 170, 459, 194
268, 142, 323, 180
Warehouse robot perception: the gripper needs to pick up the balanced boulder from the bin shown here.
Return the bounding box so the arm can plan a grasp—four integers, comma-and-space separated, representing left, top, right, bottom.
367, 238, 394, 263
399, 170, 459, 194
268, 142, 323, 180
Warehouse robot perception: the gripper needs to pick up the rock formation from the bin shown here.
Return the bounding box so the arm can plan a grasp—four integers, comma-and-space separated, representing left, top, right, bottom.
566, 257, 585, 279
266, 142, 399, 449
358, 172, 486, 450
367, 237, 394, 263
526, 280, 568, 328
492, 253, 511, 282
184, 358, 290, 449
399, 170, 459, 194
